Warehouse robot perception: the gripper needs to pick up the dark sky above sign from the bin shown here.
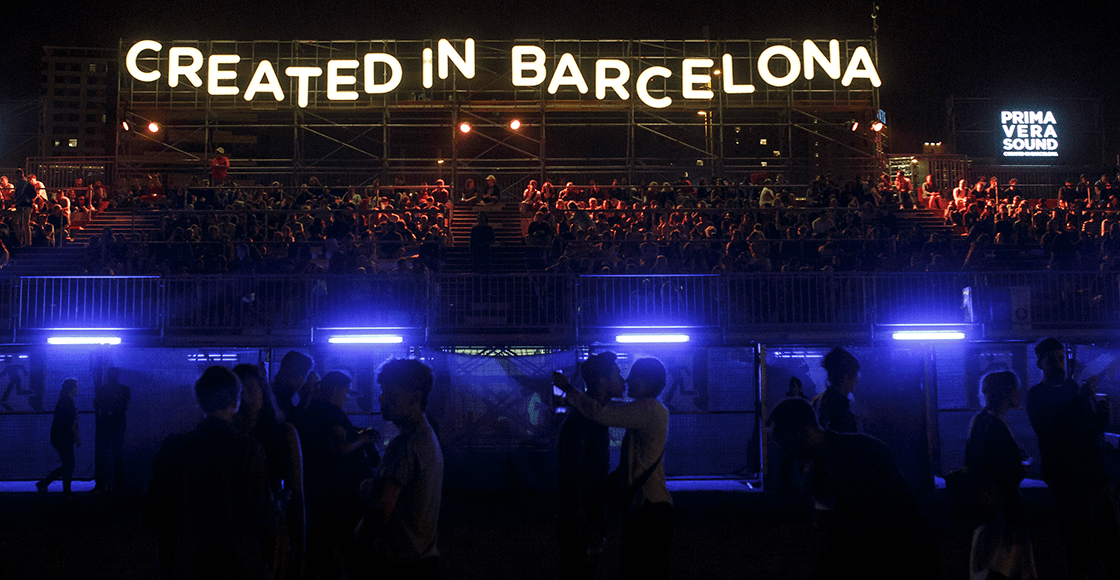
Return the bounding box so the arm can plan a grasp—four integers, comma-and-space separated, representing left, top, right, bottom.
5, 0, 1118, 157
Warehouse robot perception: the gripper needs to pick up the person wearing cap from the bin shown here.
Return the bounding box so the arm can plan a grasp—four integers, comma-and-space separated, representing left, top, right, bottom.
481, 175, 501, 204
211, 147, 230, 186
1027, 337, 1119, 579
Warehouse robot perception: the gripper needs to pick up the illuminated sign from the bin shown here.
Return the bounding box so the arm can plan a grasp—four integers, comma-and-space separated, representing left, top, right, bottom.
1001, 110, 1058, 157
124, 38, 881, 109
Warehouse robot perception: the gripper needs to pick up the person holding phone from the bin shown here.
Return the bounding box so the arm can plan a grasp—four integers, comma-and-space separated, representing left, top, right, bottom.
554, 356, 672, 580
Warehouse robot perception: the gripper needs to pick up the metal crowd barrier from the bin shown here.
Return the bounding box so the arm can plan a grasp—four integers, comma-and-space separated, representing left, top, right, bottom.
7, 272, 1120, 337
17, 276, 162, 330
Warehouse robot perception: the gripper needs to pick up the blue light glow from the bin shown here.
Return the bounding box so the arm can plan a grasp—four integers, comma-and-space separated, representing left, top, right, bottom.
47, 336, 122, 345
328, 334, 404, 344
616, 334, 691, 344
892, 330, 965, 341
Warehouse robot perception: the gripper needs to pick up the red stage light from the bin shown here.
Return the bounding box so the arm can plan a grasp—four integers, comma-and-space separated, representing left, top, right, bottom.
459, 122, 471, 134
509, 119, 521, 131
148, 122, 160, 133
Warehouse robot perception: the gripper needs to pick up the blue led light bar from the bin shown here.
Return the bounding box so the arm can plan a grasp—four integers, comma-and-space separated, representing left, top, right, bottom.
47, 336, 122, 345
892, 330, 965, 341
616, 334, 691, 344
327, 335, 404, 344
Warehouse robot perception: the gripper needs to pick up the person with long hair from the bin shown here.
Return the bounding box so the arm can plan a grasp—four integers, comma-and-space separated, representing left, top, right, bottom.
233, 364, 306, 580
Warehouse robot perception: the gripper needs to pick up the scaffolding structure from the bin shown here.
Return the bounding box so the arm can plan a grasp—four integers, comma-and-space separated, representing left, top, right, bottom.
116, 38, 884, 188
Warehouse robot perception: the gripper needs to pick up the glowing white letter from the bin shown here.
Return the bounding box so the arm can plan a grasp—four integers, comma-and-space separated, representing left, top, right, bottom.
438, 38, 475, 80
168, 47, 204, 88
636, 66, 672, 109
682, 58, 714, 100
244, 60, 284, 102
595, 59, 630, 100
758, 45, 801, 87
840, 46, 881, 87
721, 54, 755, 94
547, 53, 589, 95
512, 45, 547, 87
285, 66, 324, 108
363, 54, 402, 94
207, 54, 240, 96
422, 48, 433, 88
803, 40, 841, 80
126, 40, 162, 82
327, 60, 359, 100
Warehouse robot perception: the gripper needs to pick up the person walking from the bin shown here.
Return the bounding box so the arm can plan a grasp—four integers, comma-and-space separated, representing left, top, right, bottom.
37, 379, 81, 495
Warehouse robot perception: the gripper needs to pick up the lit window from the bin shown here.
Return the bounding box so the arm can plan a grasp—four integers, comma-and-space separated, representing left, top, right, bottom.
68, 138, 78, 148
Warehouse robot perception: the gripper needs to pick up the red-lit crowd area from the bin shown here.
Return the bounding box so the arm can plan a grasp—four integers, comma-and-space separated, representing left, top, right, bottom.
3, 169, 1120, 275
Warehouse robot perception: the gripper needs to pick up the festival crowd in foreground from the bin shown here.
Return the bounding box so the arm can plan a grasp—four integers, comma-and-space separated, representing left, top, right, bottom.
33, 337, 1120, 579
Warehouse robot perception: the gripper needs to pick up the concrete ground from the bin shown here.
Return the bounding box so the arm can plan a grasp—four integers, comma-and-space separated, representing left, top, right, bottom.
0, 479, 1079, 580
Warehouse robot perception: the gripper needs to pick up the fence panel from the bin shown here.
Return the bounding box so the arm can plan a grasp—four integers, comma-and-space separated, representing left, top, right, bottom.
969, 271, 1120, 326
577, 275, 722, 328
311, 275, 428, 328
432, 274, 575, 330
18, 277, 162, 330
162, 276, 314, 330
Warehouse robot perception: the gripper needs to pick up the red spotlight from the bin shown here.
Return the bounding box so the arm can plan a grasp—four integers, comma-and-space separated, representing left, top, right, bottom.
871, 121, 884, 132
850, 121, 859, 131
508, 119, 521, 131
147, 122, 160, 133
459, 122, 471, 134
121, 120, 130, 131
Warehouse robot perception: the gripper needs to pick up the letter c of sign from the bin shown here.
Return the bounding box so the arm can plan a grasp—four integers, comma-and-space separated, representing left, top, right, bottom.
127, 40, 163, 83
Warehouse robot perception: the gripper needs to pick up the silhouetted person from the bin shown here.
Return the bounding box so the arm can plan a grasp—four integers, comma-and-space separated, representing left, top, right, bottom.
272, 351, 315, 423
785, 376, 809, 399
1027, 338, 1120, 580
966, 371, 1036, 579
37, 379, 81, 495
145, 366, 275, 580
556, 352, 619, 579
767, 397, 935, 579
470, 212, 495, 274
812, 347, 860, 433
299, 371, 377, 580
356, 359, 443, 580
233, 364, 306, 580
93, 366, 130, 493
557, 357, 673, 580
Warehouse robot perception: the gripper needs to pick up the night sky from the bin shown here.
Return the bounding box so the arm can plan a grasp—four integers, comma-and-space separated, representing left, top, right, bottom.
4, 0, 1117, 157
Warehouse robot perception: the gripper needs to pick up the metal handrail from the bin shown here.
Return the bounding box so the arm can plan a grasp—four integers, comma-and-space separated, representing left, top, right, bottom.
8, 271, 1120, 338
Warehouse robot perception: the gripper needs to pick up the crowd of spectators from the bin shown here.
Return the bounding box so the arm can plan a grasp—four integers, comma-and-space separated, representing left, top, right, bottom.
3, 168, 1120, 276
